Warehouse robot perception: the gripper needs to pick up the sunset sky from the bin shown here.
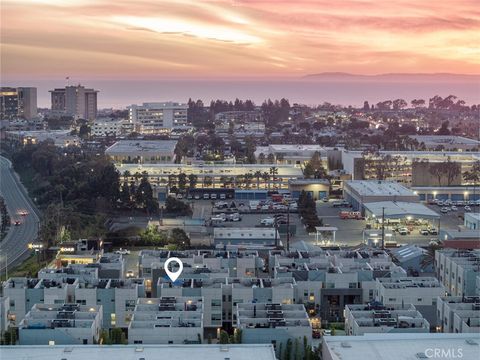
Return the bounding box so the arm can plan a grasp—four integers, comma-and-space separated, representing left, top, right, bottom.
1, 0, 480, 80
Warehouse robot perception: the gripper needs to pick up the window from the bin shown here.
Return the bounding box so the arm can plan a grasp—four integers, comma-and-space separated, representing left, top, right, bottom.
125, 300, 136, 311
83, 339, 88, 345
76, 300, 86, 305
417, 298, 422, 302
211, 299, 221, 308
134, 340, 143, 344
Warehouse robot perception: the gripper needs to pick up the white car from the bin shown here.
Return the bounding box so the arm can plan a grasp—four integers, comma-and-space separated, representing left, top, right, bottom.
126, 270, 135, 278
115, 248, 130, 255
420, 229, 429, 236
398, 227, 409, 235
260, 218, 275, 226
440, 207, 449, 213
451, 205, 458, 211
194, 194, 201, 200
464, 206, 472, 211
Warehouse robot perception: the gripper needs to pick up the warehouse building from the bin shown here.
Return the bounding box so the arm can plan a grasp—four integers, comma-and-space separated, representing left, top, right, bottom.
343, 180, 419, 212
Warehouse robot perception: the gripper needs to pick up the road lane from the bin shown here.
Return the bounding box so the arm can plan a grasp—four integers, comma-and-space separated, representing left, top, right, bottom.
0, 156, 40, 272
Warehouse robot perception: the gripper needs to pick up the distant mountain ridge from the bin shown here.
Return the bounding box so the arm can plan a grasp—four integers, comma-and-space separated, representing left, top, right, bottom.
303, 72, 480, 82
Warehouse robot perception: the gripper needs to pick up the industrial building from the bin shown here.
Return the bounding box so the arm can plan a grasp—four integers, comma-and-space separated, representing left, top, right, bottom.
105, 140, 178, 164
343, 180, 419, 211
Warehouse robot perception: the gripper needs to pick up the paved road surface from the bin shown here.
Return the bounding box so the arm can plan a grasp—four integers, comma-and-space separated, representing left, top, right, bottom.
0, 156, 40, 273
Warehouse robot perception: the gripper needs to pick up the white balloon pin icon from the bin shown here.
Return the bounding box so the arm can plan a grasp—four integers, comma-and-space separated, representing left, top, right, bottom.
164, 257, 183, 282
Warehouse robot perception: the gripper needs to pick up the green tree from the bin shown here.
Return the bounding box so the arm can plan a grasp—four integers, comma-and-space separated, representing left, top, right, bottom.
170, 228, 190, 250
178, 172, 187, 192
219, 330, 230, 344
303, 162, 315, 179
284, 339, 293, 360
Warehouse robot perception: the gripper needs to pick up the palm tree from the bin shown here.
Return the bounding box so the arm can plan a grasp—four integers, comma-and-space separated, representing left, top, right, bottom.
262, 172, 270, 190
420, 243, 443, 270
463, 161, 480, 204
254, 171, 262, 190
269, 166, 279, 189
244, 173, 254, 189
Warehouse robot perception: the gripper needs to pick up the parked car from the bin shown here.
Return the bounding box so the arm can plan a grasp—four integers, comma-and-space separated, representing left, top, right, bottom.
451, 205, 458, 211
398, 227, 409, 235
115, 248, 130, 255
420, 229, 429, 235
210, 194, 217, 200
428, 227, 438, 235
194, 194, 201, 200
321, 197, 329, 202
227, 213, 241, 222
219, 194, 226, 200
440, 207, 449, 213
126, 270, 135, 278
203, 194, 210, 200
465, 205, 472, 212
176, 193, 183, 199
260, 218, 275, 226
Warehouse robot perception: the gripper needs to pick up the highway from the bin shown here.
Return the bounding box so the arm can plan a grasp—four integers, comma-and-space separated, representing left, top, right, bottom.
0, 156, 40, 274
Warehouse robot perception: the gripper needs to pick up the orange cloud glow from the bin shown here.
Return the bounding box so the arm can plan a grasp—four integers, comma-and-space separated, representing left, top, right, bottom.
1, 0, 479, 79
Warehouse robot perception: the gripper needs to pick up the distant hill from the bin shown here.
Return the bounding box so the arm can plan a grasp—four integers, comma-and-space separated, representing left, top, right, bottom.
303, 72, 480, 82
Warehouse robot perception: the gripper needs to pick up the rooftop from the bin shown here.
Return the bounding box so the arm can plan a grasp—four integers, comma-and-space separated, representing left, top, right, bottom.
0, 344, 277, 360
409, 135, 480, 146
105, 140, 178, 155
364, 201, 439, 219
214, 227, 279, 240
322, 333, 480, 360
345, 180, 416, 197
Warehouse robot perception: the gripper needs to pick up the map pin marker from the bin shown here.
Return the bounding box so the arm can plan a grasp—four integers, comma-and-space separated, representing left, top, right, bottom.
164, 257, 183, 282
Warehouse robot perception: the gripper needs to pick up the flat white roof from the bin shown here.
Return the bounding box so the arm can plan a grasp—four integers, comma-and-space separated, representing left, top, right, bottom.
410, 135, 480, 145
364, 201, 440, 219
465, 212, 480, 221
323, 333, 480, 360
346, 181, 415, 197
214, 227, 278, 239
106, 140, 177, 155
0, 344, 276, 360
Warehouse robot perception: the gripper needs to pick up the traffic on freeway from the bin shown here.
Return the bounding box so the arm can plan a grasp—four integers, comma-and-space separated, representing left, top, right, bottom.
0, 156, 40, 273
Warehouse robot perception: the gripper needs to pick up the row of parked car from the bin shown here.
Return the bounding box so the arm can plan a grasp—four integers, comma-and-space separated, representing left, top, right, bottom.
430, 199, 479, 213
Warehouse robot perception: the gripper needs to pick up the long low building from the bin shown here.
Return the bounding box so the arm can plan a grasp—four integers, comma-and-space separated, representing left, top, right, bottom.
322, 333, 480, 360
106, 140, 177, 164
344, 180, 419, 211
0, 344, 278, 360
117, 163, 303, 190
363, 201, 440, 220
214, 228, 280, 249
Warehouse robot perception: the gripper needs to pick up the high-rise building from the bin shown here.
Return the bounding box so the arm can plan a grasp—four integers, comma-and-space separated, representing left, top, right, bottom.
128, 102, 188, 134
0, 87, 37, 120
50, 84, 98, 120
17, 87, 37, 119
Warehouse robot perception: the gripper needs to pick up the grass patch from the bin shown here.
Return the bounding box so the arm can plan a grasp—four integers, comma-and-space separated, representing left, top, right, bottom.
0, 253, 49, 281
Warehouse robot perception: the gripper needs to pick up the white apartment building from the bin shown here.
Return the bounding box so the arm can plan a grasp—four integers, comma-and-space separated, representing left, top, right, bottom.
345, 303, 429, 335
376, 277, 445, 327
91, 118, 134, 137
0, 296, 10, 333
236, 303, 312, 350
3, 278, 78, 326
437, 296, 480, 333
18, 303, 102, 345
128, 296, 203, 344
128, 102, 189, 134
74, 278, 145, 329
435, 249, 480, 297
157, 277, 296, 330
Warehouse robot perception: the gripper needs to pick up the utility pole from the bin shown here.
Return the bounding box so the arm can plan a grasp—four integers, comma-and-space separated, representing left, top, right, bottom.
286, 205, 290, 252
381, 207, 385, 250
